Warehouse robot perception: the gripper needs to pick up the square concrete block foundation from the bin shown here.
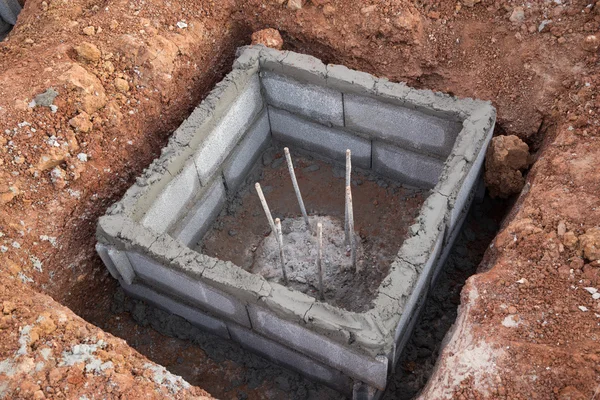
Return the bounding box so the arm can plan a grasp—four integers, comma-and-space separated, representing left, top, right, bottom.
96, 45, 495, 399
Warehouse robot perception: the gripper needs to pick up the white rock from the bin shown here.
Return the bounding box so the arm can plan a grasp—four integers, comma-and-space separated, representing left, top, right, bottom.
584, 287, 598, 294
176, 21, 188, 29
578, 306, 589, 312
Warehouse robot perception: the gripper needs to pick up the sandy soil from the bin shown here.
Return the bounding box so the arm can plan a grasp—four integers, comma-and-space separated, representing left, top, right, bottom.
1, 0, 599, 398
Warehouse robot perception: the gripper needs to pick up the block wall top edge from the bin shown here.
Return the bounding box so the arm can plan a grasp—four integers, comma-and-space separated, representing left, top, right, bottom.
249, 45, 487, 122
111, 66, 262, 222
431, 102, 496, 201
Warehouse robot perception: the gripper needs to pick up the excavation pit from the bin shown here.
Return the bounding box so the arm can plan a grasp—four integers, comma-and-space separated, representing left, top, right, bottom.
201, 150, 427, 312
96, 45, 495, 398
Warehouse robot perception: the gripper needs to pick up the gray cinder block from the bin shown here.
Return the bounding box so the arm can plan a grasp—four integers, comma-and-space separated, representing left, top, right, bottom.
107, 247, 136, 285
194, 74, 263, 185
247, 305, 388, 390
223, 111, 271, 192
95, 243, 122, 281
171, 178, 226, 247
227, 323, 353, 395
140, 159, 201, 234
261, 71, 343, 127
448, 132, 493, 230
126, 252, 251, 327
269, 107, 371, 169
344, 94, 461, 158
122, 282, 230, 339
372, 142, 444, 189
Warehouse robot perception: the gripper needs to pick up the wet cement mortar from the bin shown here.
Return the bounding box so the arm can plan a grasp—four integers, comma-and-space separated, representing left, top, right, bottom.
112, 193, 506, 399
200, 147, 426, 312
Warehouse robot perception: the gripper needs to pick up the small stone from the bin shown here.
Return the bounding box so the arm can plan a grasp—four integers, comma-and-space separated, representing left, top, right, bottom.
69, 112, 92, 133
303, 164, 320, 173
2, 301, 16, 314
563, 231, 579, 250
176, 21, 188, 29
509, 7, 525, 23
0, 186, 19, 205
462, 0, 481, 7
583, 35, 599, 52
50, 167, 67, 189
578, 305, 589, 312
287, 0, 303, 10
580, 228, 600, 261
262, 152, 275, 166
251, 28, 284, 50
75, 42, 101, 63
508, 306, 517, 314
557, 221, 566, 237
25, 38, 34, 44
228, 230, 237, 237
103, 60, 115, 73
322, 4, 335, 15
360, 5, 376, 14
114, 78, 130, 93
271, 157, 284, 169
83, 26, 95, 36
110, 20, 119, 30
31, 88, 59, 108
538, 20, 552, 32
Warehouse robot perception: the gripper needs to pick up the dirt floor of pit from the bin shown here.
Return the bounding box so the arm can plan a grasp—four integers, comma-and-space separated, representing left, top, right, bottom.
200, 149, 426, 312
2, 0, 600, 397
100, 193, 505, 400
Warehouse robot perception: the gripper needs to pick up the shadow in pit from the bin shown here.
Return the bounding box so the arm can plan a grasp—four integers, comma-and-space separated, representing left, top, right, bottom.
103, 191, 507, 400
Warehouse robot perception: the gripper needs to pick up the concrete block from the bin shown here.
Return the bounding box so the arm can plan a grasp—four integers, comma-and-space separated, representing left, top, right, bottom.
260, 283, 315, 324
269, 107, 371, 169
258, 47, 328, 86
352, 381, 381, 400
202, 260, 271, 304
140, 159, 201, 234
372, 142, 444, 189
108, 247, 136, 285
122, 282, 230, 339
393, 284, 428, 366
326, 64, 376, 95
393, 231, 444, 354
248, 305, 388, 390
261, 71, 343, 126
193, 74, 263, 185
171, 178, 226, 247
95, 243, 121, 281
448, 131, 493, 230
373, 260, 418, 332
223, 111, 271, 192
127, 252, 251, 327
345, 94, 461, 158
433, 207, 467, 290
227, 323, 353, 395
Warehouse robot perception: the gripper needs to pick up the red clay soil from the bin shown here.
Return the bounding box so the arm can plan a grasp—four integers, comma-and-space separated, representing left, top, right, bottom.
1, 0, 599, 398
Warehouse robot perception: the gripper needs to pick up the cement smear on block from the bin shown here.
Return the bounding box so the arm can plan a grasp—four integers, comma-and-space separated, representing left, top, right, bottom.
200, 151, 426, 312
252, 216, 365, 299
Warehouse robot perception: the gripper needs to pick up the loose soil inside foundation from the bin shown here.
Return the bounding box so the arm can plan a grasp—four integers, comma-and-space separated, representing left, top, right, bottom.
199, 148, 427, 312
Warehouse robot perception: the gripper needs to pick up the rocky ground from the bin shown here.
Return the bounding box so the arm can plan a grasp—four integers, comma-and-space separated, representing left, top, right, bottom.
1, 0, 599, 398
